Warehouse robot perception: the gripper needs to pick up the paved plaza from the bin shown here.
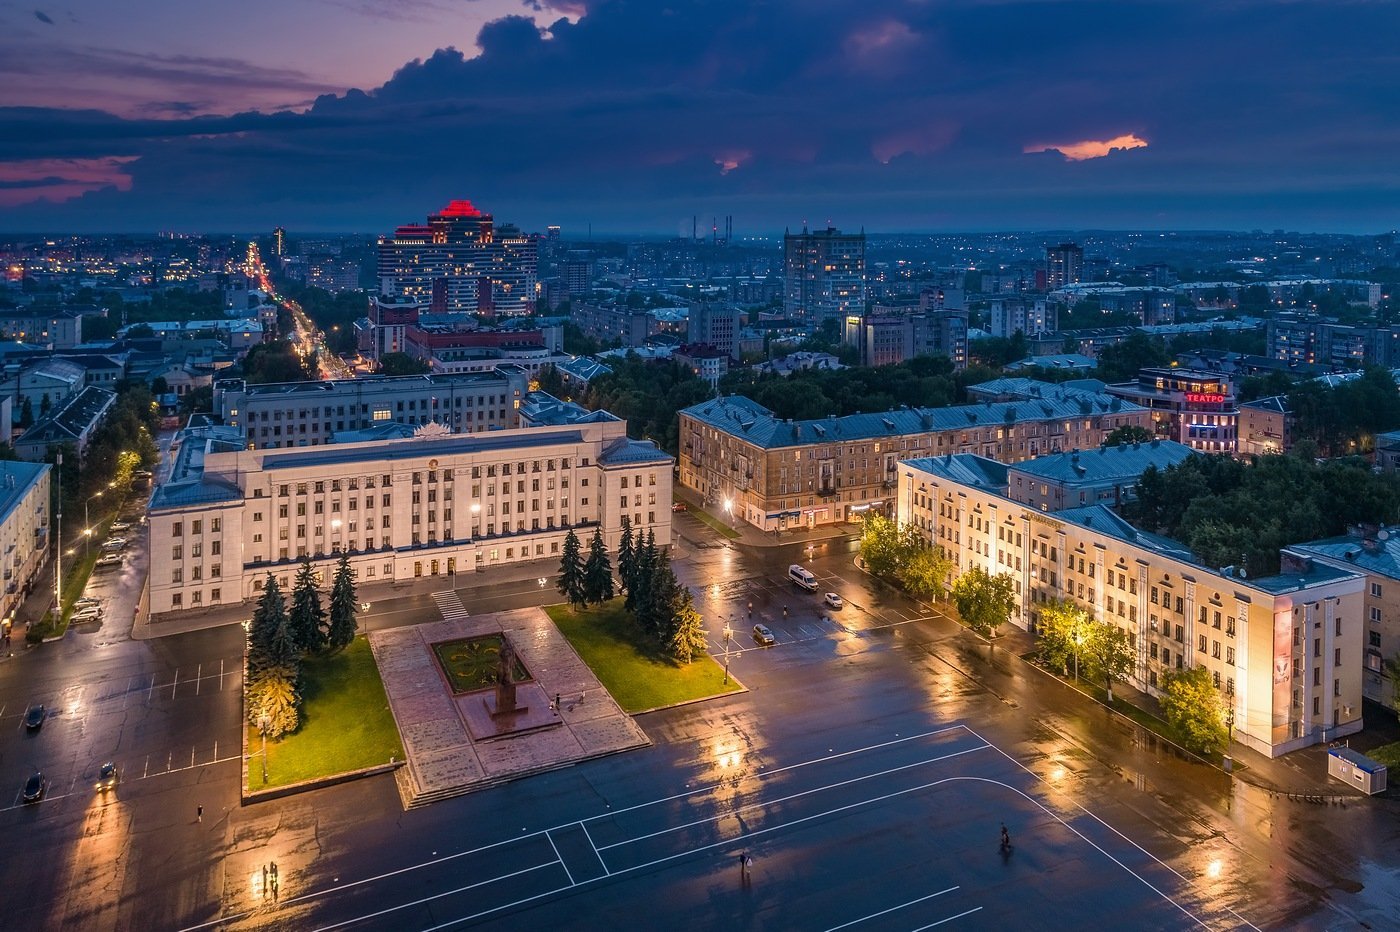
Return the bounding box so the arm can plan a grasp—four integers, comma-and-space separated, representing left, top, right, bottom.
369, 606, 651, 807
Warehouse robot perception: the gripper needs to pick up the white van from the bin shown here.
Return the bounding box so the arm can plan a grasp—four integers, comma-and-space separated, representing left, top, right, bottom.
788, 564, 818, 591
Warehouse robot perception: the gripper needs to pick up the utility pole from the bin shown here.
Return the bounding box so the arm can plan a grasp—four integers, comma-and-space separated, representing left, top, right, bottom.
54, 451, 62, 614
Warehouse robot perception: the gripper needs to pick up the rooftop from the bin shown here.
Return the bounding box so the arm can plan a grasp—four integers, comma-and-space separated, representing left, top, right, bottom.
1008, 440, 1196, 487
683, 388, 1143, 450
0, 460, 49, 523
224, 367, 522, 397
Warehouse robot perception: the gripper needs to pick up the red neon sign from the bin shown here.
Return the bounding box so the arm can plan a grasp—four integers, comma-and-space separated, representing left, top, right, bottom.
1185, 392, 1226, 404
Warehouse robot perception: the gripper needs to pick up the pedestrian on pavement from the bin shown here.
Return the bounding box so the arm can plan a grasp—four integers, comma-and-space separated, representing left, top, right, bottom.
555, 693, 561, 711
262, 865, 269, 893
739, 851, 747, 879
745, 855, 753, 879
197, 805, 203, 823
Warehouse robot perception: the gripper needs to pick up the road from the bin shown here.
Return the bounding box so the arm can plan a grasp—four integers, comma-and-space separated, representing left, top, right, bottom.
244, 241, 352, 380
1, 511, 1398, 930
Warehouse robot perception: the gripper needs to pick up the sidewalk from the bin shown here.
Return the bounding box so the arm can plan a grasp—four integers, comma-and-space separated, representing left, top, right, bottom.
671, 489, 858, 551
132, 552, 593, 640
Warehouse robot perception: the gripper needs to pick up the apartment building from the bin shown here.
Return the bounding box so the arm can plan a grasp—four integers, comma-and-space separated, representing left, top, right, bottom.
989, 297, 1057, 339
0, 461, 51, 629
1289, 528, 1400, 714
1105, 368, 1238, 453
214, 367, 530, 449
1006, 440, 1196, 512
147, 411, 673, 618
677, 387, 1149, 531
897, 453, 1366, 758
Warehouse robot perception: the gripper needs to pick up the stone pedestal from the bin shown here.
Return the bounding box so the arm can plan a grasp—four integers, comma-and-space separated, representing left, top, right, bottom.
465, 682, 559, 741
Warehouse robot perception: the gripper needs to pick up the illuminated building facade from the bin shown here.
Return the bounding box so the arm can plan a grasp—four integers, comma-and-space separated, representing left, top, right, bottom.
377, 200, 538, 317
678, 387, 1149, 531
215, 368, 530, 449
147, 410, 672, 618
898, 453, 1366, 758
1105, 367, 1238, 453
783, 226, 866, 325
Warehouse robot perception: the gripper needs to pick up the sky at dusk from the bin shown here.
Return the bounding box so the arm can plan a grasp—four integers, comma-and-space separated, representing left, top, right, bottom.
2, 0, 1399, 235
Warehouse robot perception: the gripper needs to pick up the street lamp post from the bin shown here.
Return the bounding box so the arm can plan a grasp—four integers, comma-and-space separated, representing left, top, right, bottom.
722, 617, 733, 685
257, 712, 270, 783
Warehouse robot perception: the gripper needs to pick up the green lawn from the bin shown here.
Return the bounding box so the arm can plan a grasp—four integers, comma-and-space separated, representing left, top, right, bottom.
431, 634, 528, 694
546, 600, 742, 712
686, 505, 741, 540
247, 637, 403, 790
1366, 741, 1400, 770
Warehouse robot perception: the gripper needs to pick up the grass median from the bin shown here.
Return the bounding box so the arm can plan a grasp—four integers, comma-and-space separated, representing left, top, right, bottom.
246, 637, 403, 791
686, 506, 742, 540
546, 600, 742, 713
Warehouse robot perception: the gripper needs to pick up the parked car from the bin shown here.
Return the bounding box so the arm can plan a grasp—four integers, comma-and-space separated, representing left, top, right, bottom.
671, 501, 688, 512
23, 771, 46, 803
823, 592, 844, 610
24, 704, 45, 730
74, 597, 102, 609
752, 623, 776, 646
72, 606, 103, 623
109, 522, 132, 533
96, 762, 119, 792
101, 538, 128, 551
95, 554, 124, 569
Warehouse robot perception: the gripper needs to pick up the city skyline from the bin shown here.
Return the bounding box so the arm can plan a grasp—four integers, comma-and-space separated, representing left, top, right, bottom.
3, 1, 1400, 233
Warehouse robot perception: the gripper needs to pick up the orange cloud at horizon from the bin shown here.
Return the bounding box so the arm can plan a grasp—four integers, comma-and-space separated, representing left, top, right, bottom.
1025, 133, 1149, 161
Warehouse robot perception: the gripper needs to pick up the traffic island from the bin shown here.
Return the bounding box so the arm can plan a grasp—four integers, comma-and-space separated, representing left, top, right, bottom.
243, 637, 404, 799
369, 607, 650, 809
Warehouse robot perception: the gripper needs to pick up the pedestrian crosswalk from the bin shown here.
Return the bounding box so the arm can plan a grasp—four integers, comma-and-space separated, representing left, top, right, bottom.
433, 590, 469, 622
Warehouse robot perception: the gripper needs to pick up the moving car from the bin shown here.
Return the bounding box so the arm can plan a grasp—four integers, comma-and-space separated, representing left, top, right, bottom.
109, 521, 132, 533
23, 771, 46, 803
24, 704, 45, 730
823, 592, 844, 610
752, 623, 776, 646
95, 554, 123, 569
788, 564, 819, 591
96, 762, 119, 792
671, 501, 688, 512
101, 538, 128, 551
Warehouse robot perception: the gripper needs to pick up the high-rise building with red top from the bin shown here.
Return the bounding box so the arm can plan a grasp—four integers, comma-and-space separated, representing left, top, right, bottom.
377, 200, 537, 316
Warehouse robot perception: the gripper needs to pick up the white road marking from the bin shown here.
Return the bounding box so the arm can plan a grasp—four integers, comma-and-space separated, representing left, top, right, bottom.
909, 907, 984, 930
822, 885, 960, 931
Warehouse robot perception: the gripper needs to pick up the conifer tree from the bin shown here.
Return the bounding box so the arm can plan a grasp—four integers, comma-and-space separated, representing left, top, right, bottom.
557, 528, 586, 607
327, 552, 358, 652
582, 528, 615, 605
617, 519, 636, 593
288, 558, 327, 655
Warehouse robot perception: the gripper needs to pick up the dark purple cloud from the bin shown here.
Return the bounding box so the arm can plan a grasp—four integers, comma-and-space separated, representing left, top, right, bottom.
3, 0, 1400, 232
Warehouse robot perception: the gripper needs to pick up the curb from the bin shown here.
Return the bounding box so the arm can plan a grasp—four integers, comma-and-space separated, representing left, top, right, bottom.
243, 760, 404, 805
633, 676, 749, 716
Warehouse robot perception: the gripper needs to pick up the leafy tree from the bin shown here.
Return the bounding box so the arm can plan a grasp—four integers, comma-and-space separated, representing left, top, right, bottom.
1037, 597, 1091, 676
1160, 666, 1228, 756
950, 567, 1017, 638
377, 352, 431, 376
288, 558, 327, 654
327, 553, 359, 652
1102, 424, 1155, 447
617, 519, 636, 593
242, 339, 314, 384
582, 529, 615, 605
246, 662, 300, 739
1096, 331, 1169, 384
667, 587, 708, 663
18, 396, 33, 429
556, 529, 586, 607
859, 513, 906, 580
1083, 620, 1135, 702
896, 544, 953, 602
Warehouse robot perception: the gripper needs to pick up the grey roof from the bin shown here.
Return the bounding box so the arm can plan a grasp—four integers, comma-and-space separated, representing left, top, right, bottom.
558, 356, 612, 381
150, 424, 246, 510
230, 368, 521, 398
16, 385, 115, 447
259, 429, 587, 471
903, 454, 1009, 492
1239, 394, 1289, 414
0, 460, 49, 524
519, 391, 619, 426
1289, 531, 1400, 582
330, 422, 419, 443
965, 377, 1103, 400
598, 438, 673, 467
682, 389, 1144, 451
1055, 504, 1361, 595
1008, 440, 1195, 487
